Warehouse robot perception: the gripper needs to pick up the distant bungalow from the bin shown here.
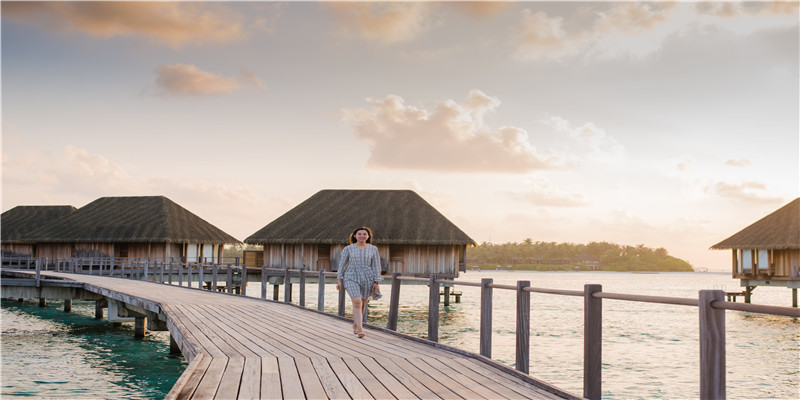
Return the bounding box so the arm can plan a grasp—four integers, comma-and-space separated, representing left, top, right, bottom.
1, 205, 77, 257
13, 196, 240, 261
245, 189, 476, 278
711, 197, 799, 306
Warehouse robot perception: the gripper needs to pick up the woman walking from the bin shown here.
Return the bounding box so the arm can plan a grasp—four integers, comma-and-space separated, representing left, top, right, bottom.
336, 227, 382, 338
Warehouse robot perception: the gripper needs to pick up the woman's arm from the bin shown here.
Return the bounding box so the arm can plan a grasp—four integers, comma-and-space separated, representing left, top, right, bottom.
337, 245, 349, 280
372, 246, 382, 283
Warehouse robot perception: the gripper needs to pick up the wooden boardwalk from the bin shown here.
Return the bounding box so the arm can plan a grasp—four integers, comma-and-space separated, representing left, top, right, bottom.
28, 272, 578, 400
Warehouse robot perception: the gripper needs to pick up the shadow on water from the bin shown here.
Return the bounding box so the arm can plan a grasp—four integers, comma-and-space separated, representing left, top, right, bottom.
1, 299, 186, 399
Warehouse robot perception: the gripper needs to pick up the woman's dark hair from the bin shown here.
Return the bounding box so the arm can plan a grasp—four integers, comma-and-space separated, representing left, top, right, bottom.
349, 226, 373, 244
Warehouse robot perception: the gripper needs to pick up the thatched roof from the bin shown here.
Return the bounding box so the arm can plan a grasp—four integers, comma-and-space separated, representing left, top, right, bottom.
1, 205, 77, 243
23, 196, 240, 244
246, 189, 476, 246
711, 198, 800, 250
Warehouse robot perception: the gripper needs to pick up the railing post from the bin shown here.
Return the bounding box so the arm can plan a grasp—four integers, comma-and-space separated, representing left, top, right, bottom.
318, 270, 326, 312
261, 266, 268, 300
428, 274, 440, 342
212, 263, 218, 291
387, 273, 401, 331
178, 260, 183, 287
299, 268, 306, 307
198, 262, 205, 290
186, 260, 192, 288
241, 264, 247, 296
284, 267, 291, 303
35, 259, 41, 288
515, 280, 530, 373
338, 280, 346, 317
226, 265, 233, 294
699, 290, 726, 400
480, 278, 493, 358
144, 259, 149, 281
584, 284, 603, 400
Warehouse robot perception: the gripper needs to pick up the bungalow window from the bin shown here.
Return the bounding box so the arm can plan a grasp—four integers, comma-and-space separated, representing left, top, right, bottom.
757, 249, 769, 271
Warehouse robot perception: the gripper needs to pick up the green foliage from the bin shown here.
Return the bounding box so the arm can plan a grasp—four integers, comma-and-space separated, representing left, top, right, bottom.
222, 243, 263, 259
467, 240, 693, 272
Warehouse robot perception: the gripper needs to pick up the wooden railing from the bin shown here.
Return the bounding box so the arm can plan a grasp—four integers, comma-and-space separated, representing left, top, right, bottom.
3, 258, 799, 400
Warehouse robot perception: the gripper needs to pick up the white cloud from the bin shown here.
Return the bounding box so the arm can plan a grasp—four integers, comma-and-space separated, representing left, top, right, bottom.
707, 181, 784, 204
725, 159, 751, 167
153, 64, 241, 96
325, 2, 440, 44
239, 68, 267, 91
342, 90, 566, 173
542, 116, 624, 156
2, 2, 249, 48
510, 177, 589, 207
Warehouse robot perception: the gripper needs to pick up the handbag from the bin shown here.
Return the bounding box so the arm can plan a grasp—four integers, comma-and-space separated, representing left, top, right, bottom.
370, 286, 382, 301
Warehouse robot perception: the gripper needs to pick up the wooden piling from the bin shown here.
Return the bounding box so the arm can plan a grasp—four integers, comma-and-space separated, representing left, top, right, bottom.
95, 300, 104, 319
241, 265, 247, 296
261, 266, 268, 300
273, 284, 279, 301
584, 284, 602, 400
444, 286, 451, 307
480, 278, 493, 358
792, 288, 797, 308
515, 280, 530, 374
299, 269, 306, 307
317, 270, 326, 312
170, 334, 181, 354
38, 297, 46, 307
699, 290, 725, 400
387, 273, 401, 331
64, 299, 72, 313
134, 316, 146, 339
338, 283, 346, 317
428, 275, 440, 342
284, 268, 291, 303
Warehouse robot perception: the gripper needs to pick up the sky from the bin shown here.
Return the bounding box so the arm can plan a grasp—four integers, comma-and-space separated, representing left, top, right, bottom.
1, 1, 798, 271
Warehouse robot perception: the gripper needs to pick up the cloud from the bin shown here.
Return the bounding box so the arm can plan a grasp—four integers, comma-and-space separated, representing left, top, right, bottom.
542, 116, 624, 156
512, 10, 585, 61
708, 181, 784, 204
725, 159, 751, 167
697, 1, 800, 17
510, 177, 589, 207
239, 68, 267, 91
325, 2, 439, 43
447, 2, 509, 19
342, 90, 565, 173
153, 64, 241, 96
2, 2, 248, 48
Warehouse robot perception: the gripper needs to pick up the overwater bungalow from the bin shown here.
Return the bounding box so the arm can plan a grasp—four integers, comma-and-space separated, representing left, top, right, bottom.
245, 189, 476, 278
19, 196, 240, 262
711, 197, 800, 306
1, 205, 77, 257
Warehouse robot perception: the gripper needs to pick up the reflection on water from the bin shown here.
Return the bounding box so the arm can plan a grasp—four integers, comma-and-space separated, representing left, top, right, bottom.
1, 299, 186, 399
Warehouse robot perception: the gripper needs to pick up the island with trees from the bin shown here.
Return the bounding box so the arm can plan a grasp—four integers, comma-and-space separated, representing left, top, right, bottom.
466, 239, 694, 272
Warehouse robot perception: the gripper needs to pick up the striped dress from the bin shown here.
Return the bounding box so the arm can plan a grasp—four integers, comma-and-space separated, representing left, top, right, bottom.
337, 244, 383, 299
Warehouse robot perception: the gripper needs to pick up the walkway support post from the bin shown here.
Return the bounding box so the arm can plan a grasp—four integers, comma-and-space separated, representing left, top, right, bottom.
284, 267, 291, 303
261, 266, 268, 300
226, 265, 233, 294
515, 280, 530, 374
299, 268, 306, 307
338, 281, 346, 317
318, 270, 326, 312
480, 278, 493, 358
428, 275, 440, 342
699, 290, 726, 400
584, 284, 603, 400
64, 299, 72, 313
241, 264, 247, 296
134, 316, 146, 339
387, 273, 401, 331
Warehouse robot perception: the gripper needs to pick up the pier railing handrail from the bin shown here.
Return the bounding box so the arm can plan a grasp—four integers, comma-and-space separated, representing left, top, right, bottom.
4, 258, 799, 400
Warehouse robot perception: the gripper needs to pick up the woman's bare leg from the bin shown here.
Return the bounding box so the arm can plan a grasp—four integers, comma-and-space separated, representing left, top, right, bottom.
351, 297, 364, 332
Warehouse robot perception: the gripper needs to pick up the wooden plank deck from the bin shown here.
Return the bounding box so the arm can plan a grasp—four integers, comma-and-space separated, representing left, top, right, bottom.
33, 272, 580, 400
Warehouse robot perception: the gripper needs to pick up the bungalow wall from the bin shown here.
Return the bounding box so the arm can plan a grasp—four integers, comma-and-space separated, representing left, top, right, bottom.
1, 244, 34, 257
262, 243, 465, 277
732, 248, 800, 279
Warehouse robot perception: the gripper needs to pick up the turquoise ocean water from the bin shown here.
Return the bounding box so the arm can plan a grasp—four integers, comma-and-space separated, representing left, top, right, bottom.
2, 271, 798, 399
